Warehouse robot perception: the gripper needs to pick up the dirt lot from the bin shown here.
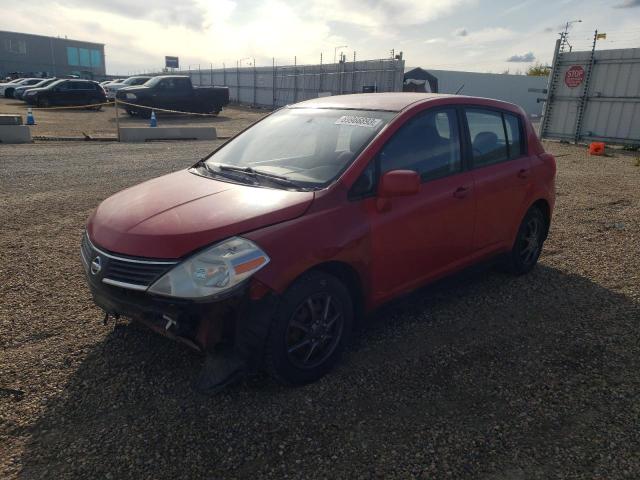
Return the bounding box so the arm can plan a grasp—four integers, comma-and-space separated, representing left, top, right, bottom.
0, 97, 267, 138
1, 109, 640, 478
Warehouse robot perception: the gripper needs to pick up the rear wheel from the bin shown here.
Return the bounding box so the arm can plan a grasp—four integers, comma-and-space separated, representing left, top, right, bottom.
265, 272, 353, 385
87, 97, 102, 111
505, 207, 547, 275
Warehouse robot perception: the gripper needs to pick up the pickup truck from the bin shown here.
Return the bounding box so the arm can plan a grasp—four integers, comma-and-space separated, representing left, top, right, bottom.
115, 75, 230, 117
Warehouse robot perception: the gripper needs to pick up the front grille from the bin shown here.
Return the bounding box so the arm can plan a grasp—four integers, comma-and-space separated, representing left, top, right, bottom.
81, 233, 177, 290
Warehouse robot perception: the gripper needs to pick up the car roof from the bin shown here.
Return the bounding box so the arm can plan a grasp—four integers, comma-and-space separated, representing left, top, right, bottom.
290, 92, 523, 114
290, 92, 454, 112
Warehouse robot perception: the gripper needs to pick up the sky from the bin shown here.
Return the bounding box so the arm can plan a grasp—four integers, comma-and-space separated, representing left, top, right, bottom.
2, 0, 640, 75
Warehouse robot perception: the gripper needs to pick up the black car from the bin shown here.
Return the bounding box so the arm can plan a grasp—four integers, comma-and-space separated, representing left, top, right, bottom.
24, 79, 106, 109
116, 75, 229, 117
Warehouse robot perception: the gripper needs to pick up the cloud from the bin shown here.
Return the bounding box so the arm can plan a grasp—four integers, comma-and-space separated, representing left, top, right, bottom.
424, 38, 446, 44
614, 0, 640, 7
543, 27, 554, 33
507, 52, 536, 62
303, 0, 472, 29
57, 0, 213, 30
460, 27, 516, 44
454, 27, 468, 36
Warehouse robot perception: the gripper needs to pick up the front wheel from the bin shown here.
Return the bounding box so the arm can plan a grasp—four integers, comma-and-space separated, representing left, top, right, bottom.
505, 207, 547, 275
37, 97, 50, 108
265, 272, 353, 386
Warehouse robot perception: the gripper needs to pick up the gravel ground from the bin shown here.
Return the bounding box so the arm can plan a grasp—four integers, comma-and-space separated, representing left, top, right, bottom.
0, 97, 267, 138
0, 137, 639, 479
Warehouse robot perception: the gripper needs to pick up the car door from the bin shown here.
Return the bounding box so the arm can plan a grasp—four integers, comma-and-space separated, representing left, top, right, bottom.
153, 78, 177, 110
75, 81, 94, 105
363, 107, 476, 300
53, 81, 73, 105
169, 77, 192, 111
464, 108, 533, 252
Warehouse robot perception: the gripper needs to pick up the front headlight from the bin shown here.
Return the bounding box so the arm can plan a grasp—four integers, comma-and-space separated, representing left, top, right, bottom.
125, 93, 137, 100
148, 237, 269, 299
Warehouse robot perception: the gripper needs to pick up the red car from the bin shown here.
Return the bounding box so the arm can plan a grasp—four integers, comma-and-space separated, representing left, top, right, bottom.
82, 93, 555, 390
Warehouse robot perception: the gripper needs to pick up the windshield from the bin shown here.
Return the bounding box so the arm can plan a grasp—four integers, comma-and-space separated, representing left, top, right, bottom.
144, 76, 166, 87
45, 79, 66, 89
203, 108, 394, 188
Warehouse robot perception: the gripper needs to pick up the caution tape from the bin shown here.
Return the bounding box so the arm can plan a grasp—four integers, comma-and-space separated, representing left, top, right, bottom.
115, 99, 220, 117
27, 99, 221, 116
29, 101, 111, 110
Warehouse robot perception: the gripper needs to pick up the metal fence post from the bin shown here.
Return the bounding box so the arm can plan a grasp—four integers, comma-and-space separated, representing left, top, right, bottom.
236, 61, 240, 103
272, 58, 276, 108
293, 56, 298, 103
114, 98, 120, 141
253, 59, 257, 107
540, 38, 562, 139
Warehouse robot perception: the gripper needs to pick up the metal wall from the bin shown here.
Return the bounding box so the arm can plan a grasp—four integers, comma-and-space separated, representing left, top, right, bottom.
0, 30, 106, 78
541, 45, 640, 145
178, 59, 405, 108
422, 69, 548, 116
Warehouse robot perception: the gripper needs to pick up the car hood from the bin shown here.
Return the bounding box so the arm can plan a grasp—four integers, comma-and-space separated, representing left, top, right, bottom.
24, 87, 48, 94
116, 85, 149, 96
87, 169, 315, 259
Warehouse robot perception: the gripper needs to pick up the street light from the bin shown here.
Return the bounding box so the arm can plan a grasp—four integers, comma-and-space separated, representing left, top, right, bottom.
562, 19, 582, 36
561, 20, 582, 52
334, 45, 348, 64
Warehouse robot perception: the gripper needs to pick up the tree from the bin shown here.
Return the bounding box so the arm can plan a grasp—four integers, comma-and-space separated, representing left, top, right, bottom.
527, 63, 551, 76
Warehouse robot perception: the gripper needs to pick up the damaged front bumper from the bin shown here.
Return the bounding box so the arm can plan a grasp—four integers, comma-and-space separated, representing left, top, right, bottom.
81, 235, 278, 370
86, 272, 246, 352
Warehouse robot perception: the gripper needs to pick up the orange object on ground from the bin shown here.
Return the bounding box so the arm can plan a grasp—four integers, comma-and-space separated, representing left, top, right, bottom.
589, 142, 606, 155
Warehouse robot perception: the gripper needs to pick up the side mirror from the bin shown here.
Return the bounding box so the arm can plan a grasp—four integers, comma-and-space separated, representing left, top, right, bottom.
377, 170, 420, 198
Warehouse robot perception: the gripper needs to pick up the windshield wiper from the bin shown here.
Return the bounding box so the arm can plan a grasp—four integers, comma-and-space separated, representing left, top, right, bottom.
193, 160, 257, 184
213, 163, 308, 190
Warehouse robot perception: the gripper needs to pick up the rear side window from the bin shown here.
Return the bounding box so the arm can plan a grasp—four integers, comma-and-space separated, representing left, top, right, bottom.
465, 109, 508, 167
379, 108, 462, 182
504, 113, 523, 158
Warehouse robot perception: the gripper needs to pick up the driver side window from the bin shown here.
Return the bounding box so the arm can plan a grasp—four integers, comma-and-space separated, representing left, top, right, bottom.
379, 108, 462, 182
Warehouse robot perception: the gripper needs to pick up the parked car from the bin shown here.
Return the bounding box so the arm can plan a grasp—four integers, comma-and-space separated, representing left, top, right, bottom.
82, 93, 556, 390
115, 75, 229, 117
24, 79, 106, 108
104, 76, 152, 100
100, 79, 123, 87
13, 78, 57, 100
0, 78, 43, 98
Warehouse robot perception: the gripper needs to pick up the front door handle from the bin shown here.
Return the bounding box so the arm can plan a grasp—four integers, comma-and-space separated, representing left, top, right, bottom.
453, 186, 469, 199
517, 168, 530, 179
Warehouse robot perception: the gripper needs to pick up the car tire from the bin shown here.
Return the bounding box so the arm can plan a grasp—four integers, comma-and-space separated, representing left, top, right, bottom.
88, 98, 102, 111
504, 206, 547, 275
5, 88, 14, 98
264, 271, 353, 386
37, 97, 50, 108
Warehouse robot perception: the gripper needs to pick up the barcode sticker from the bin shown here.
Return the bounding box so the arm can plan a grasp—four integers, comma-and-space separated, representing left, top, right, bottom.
335, 116, 382, 128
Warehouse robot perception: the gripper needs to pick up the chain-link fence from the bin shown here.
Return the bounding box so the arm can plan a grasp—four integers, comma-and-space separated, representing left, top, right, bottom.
175, 58, 405, 108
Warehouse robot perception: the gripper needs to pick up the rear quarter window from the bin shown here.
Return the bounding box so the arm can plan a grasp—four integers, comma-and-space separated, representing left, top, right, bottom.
465, 109, 508, 167
504, 113, 524, 158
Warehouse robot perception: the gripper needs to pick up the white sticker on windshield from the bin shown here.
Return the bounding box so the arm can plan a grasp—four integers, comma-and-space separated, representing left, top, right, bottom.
335, 116, 382, 128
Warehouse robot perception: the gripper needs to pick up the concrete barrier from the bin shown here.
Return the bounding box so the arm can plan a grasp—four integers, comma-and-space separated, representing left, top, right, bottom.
118, 127, 217, 143
0, 125, 32, 144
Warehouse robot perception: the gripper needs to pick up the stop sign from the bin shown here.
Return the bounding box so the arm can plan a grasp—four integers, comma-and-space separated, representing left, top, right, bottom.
565, 65, 585, 88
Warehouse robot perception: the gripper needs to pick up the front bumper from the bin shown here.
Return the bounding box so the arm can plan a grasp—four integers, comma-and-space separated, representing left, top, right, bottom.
86, 273, 246, 352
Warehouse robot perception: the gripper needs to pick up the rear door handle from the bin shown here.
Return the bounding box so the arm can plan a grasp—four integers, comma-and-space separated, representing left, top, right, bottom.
453, 186, 469, 199
517, 168, 530, 179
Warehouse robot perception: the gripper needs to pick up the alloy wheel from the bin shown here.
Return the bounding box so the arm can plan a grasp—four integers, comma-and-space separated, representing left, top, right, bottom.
285, 293, 344, 370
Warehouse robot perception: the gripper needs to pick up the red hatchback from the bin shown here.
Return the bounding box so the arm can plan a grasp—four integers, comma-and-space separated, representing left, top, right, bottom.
82, 93, 555, 389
